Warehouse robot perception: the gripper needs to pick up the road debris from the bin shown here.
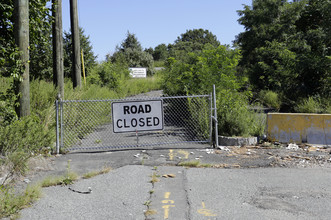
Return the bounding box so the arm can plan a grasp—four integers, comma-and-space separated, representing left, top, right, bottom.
162, 174, 176, 178
286, 143, 299, 150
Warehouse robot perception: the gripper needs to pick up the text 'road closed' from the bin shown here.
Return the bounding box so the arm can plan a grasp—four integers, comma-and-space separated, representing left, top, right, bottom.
112, 100, 164, 133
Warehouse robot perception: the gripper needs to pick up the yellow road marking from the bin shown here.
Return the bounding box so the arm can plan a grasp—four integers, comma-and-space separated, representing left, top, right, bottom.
162, 205, 175, 219
162, 192, 175, 219
164, 192, 171, 199
169, 149, 189, 160
169, 149, 175, 160
162, 200, 174, 204
197, 202, 217, 217
178, 150, 189, 159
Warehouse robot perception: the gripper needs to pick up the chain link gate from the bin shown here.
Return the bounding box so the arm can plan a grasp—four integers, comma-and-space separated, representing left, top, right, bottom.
56, 94, 217, 152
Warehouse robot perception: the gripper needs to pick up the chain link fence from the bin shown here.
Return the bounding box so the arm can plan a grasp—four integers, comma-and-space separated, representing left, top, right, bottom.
56, 94, 213, 152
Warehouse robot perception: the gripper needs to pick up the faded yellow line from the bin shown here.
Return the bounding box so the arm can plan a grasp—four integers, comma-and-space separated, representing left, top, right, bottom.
164, 192, 171, 199
178, 150, 189, 159
169, 149, 174, 160
163, 192, 174, 219
197, 202, 217, 217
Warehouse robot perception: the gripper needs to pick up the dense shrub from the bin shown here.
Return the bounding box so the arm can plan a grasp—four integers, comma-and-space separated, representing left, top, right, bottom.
0, 115, 54, 155
294, 96, 323, 113
218, 90, 265, 137
87, 61, 130, 89
258, 90, 281, 111
161, 45, 265, 136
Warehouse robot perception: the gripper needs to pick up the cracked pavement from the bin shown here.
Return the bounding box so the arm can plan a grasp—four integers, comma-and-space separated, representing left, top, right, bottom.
17, 143, 331, 219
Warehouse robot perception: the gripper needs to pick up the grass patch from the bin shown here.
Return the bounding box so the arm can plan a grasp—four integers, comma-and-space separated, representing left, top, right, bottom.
40, 171, 78, 187
178, 160, 212, 168
40, 176, 65, 187
144, 209, 157, 216
150, 172, 160, 184
82, 167, 112, 179
143, 200, 157, 216
0, 184, 42, 219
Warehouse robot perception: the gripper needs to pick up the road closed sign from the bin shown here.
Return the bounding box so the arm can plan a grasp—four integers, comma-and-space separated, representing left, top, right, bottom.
112, 100, 164, 133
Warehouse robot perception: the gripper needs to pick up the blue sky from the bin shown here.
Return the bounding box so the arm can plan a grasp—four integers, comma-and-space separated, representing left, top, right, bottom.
61, 0, 252, 61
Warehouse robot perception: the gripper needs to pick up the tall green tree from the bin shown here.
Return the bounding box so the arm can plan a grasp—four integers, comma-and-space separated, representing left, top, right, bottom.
153, 43, 168, 61
236, 0, 331, 102
63, 27, 97, 79
169, 29, 220, 62
1, 0, 51, 81
1, 0, 51, 117
109, 32, 154, 75
162, 45, 243, 96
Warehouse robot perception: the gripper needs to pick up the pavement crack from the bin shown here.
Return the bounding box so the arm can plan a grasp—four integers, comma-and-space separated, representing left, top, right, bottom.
183, 169, 192, 220
144, 167, 159, 220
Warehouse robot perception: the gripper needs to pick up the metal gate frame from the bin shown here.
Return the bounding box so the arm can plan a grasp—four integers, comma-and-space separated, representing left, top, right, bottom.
56, 88, 218, 153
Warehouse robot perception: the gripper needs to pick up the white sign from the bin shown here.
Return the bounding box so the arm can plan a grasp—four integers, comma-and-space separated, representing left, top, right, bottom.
112, 100, 163, 133
129, 67, 147, 78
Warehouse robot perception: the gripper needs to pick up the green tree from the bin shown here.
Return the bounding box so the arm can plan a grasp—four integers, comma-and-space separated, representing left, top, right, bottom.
153, 43, 168, 61
236, 0, 331, 105
169, 29, 220, 60
162, 44, 243, 96
1, 0, 52, 80
109, 32, 154, 75
63, 27, 97, 79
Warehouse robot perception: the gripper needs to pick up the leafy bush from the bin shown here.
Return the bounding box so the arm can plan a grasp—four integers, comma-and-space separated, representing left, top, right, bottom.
0, 184, 42, 219
161, 45, 264, 137
0, 78, 17, 126
258, 90, 281, 111
0, 115, 54, 155
118, 74, 162, 97
161, 45, 244, 96
294, 96, 322, 113
217, 90, 265, 137
87, 61, 130, 89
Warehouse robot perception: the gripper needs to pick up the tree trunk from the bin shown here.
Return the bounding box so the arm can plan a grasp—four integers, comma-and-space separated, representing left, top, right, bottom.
52, 0, 64, 99
69, 0, 81, 88
14, 0, 30, 117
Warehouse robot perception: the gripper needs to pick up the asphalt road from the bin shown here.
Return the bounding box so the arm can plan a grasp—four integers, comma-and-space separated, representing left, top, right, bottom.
19, 146, 331, 220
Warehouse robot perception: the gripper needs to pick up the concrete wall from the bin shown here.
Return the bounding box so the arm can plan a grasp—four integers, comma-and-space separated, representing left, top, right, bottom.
267, 113, 331, 145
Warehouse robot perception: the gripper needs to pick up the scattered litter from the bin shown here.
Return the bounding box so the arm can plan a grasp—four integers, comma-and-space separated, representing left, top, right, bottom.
162, 174, 176, 178
69, 186, 92, 194
206, 149, 214, 154
190, 152, 195, 155
177, 156, 182, 159
23, 178, 31, 184
218, 146, 230, 152
160, 155, 165, 157
141, 150, 146, 153
246, 152, 251, 155
307, 146, 319, 152
286, 143, 299, 150
134, 154, 140, 158
195, 157, 200, 160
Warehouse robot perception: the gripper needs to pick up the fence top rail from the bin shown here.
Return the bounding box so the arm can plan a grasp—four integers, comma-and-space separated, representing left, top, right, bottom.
60, 94, 211, 103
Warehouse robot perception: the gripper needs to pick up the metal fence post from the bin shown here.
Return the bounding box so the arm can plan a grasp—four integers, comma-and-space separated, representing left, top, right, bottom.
60, 99, 64, 151
56, 99, 60, 154
209, 93, 213, 146
213, 85, 219, 148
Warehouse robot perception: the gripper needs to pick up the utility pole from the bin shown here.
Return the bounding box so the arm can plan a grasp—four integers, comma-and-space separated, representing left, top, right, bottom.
70, 0, 81, 88
14, 0, 30, 117
52, 0, 64, 99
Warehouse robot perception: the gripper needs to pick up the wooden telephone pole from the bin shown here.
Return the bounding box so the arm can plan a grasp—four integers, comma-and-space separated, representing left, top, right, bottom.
70, 0, 81, 88
52, 0, 64, 99
14, 0, 30, 117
